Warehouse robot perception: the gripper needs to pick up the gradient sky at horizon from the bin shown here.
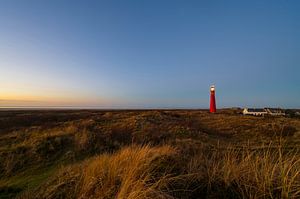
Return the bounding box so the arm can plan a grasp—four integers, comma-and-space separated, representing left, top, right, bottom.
0, 0, 299, 108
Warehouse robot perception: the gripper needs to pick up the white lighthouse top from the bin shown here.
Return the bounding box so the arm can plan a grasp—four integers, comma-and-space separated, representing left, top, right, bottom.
210, 85, 215, 91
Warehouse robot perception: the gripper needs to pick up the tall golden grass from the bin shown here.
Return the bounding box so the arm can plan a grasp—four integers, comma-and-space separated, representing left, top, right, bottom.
2, 110, 300, 198
20, 145, 176, 199
19, 141, 300, 199
187, 142, 300, 198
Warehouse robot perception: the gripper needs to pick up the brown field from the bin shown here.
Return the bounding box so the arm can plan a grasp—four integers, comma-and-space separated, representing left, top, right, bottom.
1, 109, 300, 198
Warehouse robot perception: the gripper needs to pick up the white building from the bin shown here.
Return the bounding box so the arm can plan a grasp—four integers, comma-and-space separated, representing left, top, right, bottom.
243, 108, 268, 116
265, 108, 286, 116
243, 108, 285, 116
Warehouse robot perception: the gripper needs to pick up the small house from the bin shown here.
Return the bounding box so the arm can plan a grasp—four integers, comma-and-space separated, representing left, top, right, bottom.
265, 108, 285, 116
243, 108, 268, 116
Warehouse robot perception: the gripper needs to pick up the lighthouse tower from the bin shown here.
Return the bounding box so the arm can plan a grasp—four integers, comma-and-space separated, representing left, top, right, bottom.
210, 85, 216, 113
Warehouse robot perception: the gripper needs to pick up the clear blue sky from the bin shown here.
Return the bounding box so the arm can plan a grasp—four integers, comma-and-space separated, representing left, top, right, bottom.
0, 0, 299, 108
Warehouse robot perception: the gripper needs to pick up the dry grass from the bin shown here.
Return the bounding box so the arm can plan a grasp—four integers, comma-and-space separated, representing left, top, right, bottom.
1, 110, 300, 198
187, 142, 300, 198
19, 145, 176, 199
18, 142, 300, 199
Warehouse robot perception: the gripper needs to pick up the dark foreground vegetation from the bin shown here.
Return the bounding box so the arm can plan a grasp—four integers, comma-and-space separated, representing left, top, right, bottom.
0, 109, 300, 198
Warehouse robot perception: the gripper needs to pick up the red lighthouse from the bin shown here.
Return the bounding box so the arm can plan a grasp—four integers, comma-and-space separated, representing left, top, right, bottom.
210, 85, 216, 113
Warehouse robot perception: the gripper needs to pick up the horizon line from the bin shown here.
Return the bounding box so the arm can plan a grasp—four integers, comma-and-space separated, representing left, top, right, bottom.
0, 106, 298, 110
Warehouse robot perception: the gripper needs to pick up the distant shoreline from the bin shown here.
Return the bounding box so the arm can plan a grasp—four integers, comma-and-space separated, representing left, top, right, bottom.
0, 107, 299, 111
0, 106, 210, 111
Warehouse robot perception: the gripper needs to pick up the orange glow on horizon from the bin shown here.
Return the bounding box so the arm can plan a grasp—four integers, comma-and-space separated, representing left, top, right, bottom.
0, 92, 120, 107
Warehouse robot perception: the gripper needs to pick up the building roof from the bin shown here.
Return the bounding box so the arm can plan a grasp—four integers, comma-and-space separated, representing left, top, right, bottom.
265, 108, 284, 113
247, 108, 266, 112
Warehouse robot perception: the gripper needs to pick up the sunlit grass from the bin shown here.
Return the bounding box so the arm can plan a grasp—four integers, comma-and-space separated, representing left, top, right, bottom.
0, 110, 300, 198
